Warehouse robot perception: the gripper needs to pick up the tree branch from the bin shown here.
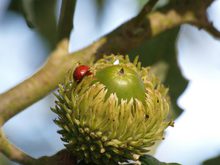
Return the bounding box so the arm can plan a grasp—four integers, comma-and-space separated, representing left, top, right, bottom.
0, 0, 218, 128
0, 38, 105, 125
93, 0, 219, 57
0, 130, 36, 165
35, 150, 77, 165
0, 130, 77, 165
137, 0, 159, 22
0, 0, 219, 164
94, 5, 196, 57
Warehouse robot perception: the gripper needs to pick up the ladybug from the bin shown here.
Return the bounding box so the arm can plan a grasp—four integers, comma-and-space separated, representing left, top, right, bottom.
73, 65, 92, 82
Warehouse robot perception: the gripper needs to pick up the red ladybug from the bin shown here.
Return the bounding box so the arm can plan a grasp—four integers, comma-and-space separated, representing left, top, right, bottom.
73, 65, 91, 82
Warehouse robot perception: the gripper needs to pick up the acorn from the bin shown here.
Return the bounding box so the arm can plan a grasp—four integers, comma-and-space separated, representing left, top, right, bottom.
52, 55, 173, 164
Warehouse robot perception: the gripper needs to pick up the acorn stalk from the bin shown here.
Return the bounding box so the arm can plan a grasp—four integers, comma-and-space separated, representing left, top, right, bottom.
52, 55, 173, 164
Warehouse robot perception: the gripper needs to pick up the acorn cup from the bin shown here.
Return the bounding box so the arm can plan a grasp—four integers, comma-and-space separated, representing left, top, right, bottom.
51, 55, 173, 165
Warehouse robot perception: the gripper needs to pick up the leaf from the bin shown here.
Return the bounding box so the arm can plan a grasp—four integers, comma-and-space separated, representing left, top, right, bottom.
57, 0, 77, 41
7, 0, 57, 49
78, 160, 96, 165
94, 0, 106, 24
129, 27, 188, 118
136, 0, 170, 10
21, 0, 57, 48
95, 0, 105, 10
140, 155, 181, 165
202, 154, 220, 165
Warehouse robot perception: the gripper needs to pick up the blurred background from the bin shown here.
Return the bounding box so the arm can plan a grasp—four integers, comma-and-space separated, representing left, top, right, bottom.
0, 0, 220, 165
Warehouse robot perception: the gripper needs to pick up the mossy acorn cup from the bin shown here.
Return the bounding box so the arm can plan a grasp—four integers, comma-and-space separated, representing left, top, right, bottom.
52, 55, 173, 165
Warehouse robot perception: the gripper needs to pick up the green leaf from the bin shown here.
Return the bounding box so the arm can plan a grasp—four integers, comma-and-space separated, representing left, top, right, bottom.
129, 27, 188, 118
95, 0, 105, 10
140, 155, 181, 165
76, 155, 180, 165
78, 160, 96, 165
57, 0, 77, 41
203, 154, 220, 165
21, 0, 57, 48
94, 0, 106, 24
136, 0, 170, 10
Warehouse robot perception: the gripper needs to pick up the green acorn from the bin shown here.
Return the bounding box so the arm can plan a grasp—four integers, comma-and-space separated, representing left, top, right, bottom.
52, 55, 173, 165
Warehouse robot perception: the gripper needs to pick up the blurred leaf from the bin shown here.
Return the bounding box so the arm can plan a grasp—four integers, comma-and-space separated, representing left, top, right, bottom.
129, 27, 188, 118
21, 0, 35, 28
8, 0, 22, 13
155, 0, 170, 8
21, 0, 57, 48
7, 0, 57, 50
77, 156, 180, 165
94, 0, 106, 25
136, 0, 170, 10
57, 0, 77, 40
95, 0, 105, 10
151, 61, 169, 82
137, 0, 149, 9
203, 154, 220, 165
78, 160, 96, 165
140, 155, 181, 165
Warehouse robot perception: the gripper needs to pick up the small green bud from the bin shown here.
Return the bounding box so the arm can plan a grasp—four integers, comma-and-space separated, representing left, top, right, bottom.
52, 55, 173, 164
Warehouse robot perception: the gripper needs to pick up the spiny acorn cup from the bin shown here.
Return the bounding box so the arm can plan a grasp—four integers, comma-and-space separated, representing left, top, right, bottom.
52, 55, 173, 165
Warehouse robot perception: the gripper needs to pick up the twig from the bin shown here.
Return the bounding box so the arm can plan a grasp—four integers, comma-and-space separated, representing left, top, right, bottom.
0, 130, 36, 165
0, 129, 77, 165
0, 0, 218, 126
0, 0, 219, 164
204, 22, 220, 38
137, 0, 159, 22
0, 38, 105, 164
35, 150, 77, 165
94, 7, 196, 57
57, 0, 77, 41
0, 39, 105, 125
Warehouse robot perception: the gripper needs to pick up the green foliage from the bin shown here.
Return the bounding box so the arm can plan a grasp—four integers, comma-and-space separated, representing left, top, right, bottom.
77, 155, 180, 165
203, 154, 220, 165
22, 0, 57, 47
95, 0, 105, 12
137, 0, 170, 10
140, 155, 181, 165
129, 27, 188, 118
78, 160, 96, 165
9, 0, 57, 48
